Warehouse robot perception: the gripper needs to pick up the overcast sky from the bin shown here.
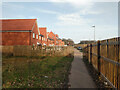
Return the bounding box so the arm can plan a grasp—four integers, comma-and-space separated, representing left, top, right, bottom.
2, 1, 118, 43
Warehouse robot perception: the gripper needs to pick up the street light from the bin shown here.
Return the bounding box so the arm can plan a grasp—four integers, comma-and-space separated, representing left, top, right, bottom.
92, 25, 95, 42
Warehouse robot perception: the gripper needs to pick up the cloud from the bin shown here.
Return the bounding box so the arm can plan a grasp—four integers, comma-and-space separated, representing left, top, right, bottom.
49, 0, 119, 3
2, 0, 119, 2
48, 0, 102, 26
80, 8, 102, 15
2, 3, 24, 9
49, 0, 94, 8
34, 8, 60, 15
57, 13, 92, 26
2, 2, 103, 27
55, 5, 102, 26
49, 0, 103, 26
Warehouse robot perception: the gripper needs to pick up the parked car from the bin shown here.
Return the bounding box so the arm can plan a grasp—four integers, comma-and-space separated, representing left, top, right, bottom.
77, 47, 82, 50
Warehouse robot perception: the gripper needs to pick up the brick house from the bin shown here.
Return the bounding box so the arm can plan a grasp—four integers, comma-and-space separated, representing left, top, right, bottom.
0, 19, 40, 46
46, 32, 51, 46
47, 31, 57, 46
39, 27, 48, 46
55, 34, 59, 46
61, 40, 65, 46
55, 34, 64, 46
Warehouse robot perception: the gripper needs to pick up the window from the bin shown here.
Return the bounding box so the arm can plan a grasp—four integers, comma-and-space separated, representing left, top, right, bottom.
42, 38, 44, 41
36, 35, 38, 39
47, 34, 48, 38
33, 33, 35, 38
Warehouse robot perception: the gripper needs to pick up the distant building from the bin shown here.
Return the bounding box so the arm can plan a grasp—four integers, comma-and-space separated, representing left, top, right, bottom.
0, 19, 65, 47
47, 31, 57, 46
55, 34, 59, 46
39, 27, 47, 46
0, 19, 40, 46
47, 32, 51, 46
58, 39, 64, 46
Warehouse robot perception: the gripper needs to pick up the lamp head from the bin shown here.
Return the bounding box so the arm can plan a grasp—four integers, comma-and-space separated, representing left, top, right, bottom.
92, 25, 95, 27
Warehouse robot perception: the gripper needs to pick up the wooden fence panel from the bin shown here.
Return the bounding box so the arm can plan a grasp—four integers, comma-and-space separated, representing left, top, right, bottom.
92, 42, 98, 70
83, 37, 120, 89
1, 45, 74, 57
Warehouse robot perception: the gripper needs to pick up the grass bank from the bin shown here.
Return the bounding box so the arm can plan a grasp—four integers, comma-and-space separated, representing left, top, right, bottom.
2, 55, 74, 88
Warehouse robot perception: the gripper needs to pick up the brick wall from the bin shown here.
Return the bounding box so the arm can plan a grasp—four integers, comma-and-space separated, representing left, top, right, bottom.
31, 21, 40, 46
1, 32, 30, 45
48, 32, 56, 45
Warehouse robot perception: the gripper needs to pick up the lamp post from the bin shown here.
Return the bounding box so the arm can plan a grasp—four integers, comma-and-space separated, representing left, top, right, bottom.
92, 25, 95, 42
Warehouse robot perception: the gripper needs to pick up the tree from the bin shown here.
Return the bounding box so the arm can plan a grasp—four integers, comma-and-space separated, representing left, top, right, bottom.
62, 38, 74, 46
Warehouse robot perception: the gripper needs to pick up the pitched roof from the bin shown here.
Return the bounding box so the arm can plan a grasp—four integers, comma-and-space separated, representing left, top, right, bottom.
0, 19, 37, 31
39, 27, 47, 37
55, 34, 59, 37
48, 31, 56, 39
47, 32, 49, 35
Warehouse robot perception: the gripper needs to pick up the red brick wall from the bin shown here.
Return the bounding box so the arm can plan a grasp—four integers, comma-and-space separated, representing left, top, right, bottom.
39, 27, 47, 46
48, 32, 56, 45
1, 32, 30, 45
30, 21, 40, 46
47, 39, 52, 46
61, 41, 64, 46
57, 40, 64, 46
47, 39, 49, 46
1, 20, 41, 46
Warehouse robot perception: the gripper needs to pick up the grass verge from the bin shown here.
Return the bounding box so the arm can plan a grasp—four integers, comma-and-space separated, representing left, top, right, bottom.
2, 55, 74, 88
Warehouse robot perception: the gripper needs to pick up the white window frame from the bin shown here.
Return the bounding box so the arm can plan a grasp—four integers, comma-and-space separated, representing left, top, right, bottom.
39, 30, 40, 35
33, 33, 35, 39
36, 34, 38, 39
47, 34, 48, 38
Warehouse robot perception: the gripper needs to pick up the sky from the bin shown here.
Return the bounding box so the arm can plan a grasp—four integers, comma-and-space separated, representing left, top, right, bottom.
1, 1, 118, 43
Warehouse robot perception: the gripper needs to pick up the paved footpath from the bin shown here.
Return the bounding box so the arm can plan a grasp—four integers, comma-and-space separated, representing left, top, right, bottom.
69, 49, 96, 88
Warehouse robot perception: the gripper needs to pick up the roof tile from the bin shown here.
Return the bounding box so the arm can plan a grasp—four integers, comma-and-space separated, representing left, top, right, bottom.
0, 19, 37, 31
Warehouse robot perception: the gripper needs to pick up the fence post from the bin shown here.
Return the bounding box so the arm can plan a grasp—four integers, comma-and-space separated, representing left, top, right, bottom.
90, 44, 92, 64
87, 45, 89, 60
106, 39, 109, 79
106, 40, 109, 58
117, 37, 119, 89
97, 41, 101, 75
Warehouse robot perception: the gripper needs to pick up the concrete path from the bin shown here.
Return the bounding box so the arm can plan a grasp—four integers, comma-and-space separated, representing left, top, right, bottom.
69, 49, 96, 88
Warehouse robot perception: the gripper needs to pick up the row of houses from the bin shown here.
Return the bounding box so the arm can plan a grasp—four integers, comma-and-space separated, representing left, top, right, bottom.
0, 19, 64, 46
